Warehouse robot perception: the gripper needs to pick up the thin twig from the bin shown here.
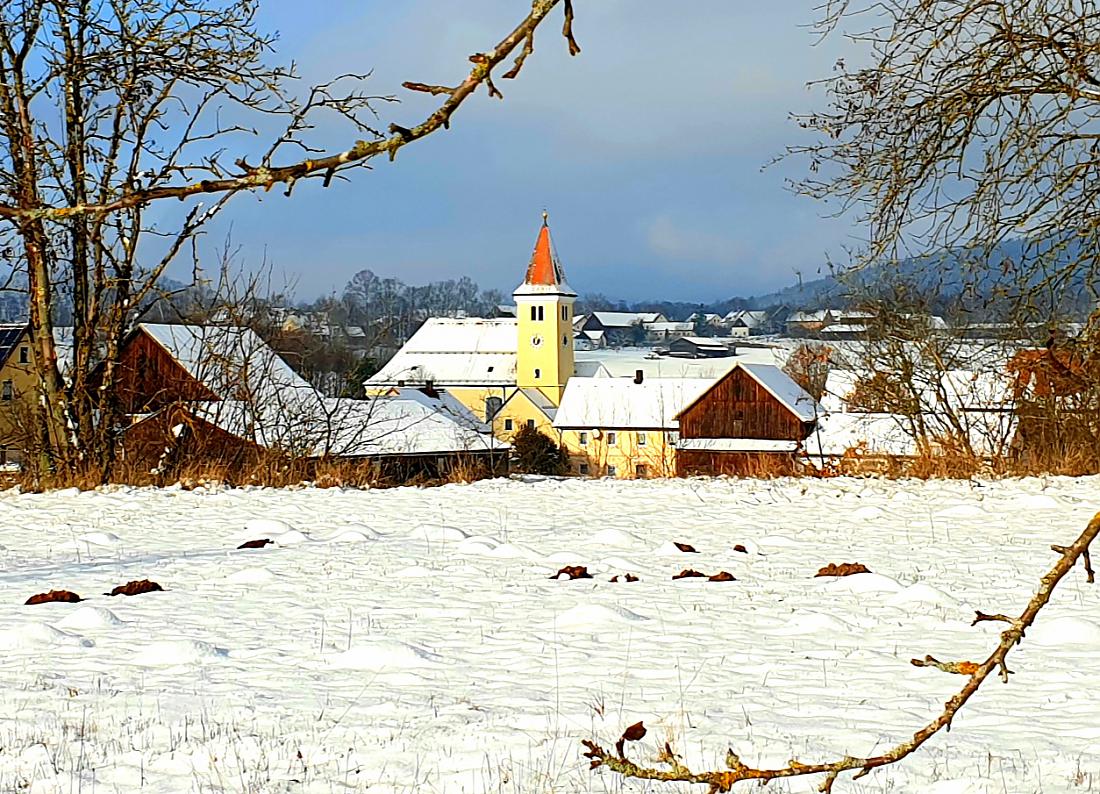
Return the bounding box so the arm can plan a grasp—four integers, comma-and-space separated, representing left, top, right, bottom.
584, 511, 1100, 792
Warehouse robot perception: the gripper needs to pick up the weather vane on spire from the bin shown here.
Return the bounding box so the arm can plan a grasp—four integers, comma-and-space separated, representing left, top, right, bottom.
542, 209, 549, 225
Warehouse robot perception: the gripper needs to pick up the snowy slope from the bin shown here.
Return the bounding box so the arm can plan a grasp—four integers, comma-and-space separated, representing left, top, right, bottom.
0, 476, 1097, 793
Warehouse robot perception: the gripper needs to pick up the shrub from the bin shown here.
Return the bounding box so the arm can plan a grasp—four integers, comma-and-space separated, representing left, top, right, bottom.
510, 425, 569, 475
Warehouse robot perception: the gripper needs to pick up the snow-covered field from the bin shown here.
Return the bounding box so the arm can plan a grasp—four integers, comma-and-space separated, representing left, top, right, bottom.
0, 476, 1098, 794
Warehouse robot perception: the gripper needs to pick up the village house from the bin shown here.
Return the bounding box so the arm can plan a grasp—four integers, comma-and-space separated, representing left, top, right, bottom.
576, 311, 665, 347
724, 309, 769, 337
667, 336, 737, 359
106, 323, 500, 478
0, 323, 75, 465
554, 363, 821, 478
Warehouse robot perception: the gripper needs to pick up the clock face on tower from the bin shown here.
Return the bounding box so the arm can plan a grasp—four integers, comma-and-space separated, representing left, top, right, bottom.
530, 335, 543, 348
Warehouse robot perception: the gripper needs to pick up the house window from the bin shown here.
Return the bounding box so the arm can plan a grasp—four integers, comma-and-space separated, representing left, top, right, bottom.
1, 381, 11, 401
579, 463, 589, 475
18, 346, 28, 364
526, 419, 535, 429
534, 368, 541, 379
579, 431, 588, 446
607, 464, 617, 477
504, 418, 514, 431
607, 431, 617, 445
636, 432, 647, 447
485, 396, 503, 420
635, 464, 648, 477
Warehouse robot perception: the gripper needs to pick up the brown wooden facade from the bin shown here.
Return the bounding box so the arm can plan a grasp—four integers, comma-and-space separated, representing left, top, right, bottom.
676, 366, 816, 477
102, 329, 217, 414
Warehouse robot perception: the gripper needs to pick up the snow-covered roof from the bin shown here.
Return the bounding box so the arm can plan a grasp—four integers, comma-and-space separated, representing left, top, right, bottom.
673, 336, 732, 348
365, 318, 518, 387
676, 438, 800, 452
724, 310, 768, 326
735, 363, 823, 422
139, 323, 314, 407
554, 377, 715, 429
576, 350, 742, 380
787, 310, 830, 323
589, 311, 663, 328
191, 392, 501, 458
514, 387, 558, 421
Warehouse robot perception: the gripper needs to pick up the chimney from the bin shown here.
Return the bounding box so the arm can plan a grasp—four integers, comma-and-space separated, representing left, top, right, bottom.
634, 369, 644, 384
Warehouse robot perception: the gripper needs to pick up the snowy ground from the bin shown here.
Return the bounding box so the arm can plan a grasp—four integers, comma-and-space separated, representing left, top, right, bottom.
0, 476, 1098, 794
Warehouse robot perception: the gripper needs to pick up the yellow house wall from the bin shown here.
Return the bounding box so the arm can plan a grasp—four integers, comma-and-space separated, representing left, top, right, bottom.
0, 331, 39, 459
559, 428, 677, 479
438, 386, 557, 443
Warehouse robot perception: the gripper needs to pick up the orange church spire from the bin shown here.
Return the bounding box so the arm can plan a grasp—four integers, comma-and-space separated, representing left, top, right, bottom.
515, 211, 576, 297
524, 212, 566, 287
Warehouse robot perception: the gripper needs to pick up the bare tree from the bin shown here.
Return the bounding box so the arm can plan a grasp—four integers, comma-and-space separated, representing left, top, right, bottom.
0, 0, 580, 477
793, 0, 1100, 324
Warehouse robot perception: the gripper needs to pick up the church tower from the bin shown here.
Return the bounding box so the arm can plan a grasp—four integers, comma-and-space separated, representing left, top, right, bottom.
514, 213, 576, 405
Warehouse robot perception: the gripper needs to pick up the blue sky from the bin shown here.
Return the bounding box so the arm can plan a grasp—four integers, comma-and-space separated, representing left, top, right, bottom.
197, 1, 860, 303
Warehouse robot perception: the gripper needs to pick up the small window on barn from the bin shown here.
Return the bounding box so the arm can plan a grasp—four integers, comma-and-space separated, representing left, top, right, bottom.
635, 464, 648, 477
578, 431, 588, 446
1, 381, 11, 401
18, 346, 28, 364
579, 463, 590, 475
504, 418, 514, 431
636, 432, 647, 447
607, 431, 617, 445
607, 464, 617, 477
733, 410, 745, 421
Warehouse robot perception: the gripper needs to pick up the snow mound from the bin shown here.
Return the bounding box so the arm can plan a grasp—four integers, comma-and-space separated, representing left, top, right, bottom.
600, 555, 641, 571
551, 604, 647, 632
589, 528, 643, 547
225, 568, 276, 586
820, 572, 904, 594
759, 534, 799, 548
245, 518, 295, 536
652, 540, 698, 556
456, 536, 498, 554
54, 607, 124, 631
886, 583, 960, 607
1028, 616, 1100, 647
328, 638, 442, 670
78, 531, 122, 546
325, 528, 375, 544
545, 550, 586, 563
1011, 493, 1061, 509
483, 543, 531, 559
409, 524, 468, 542
273, 529, 313, 546
0, 622, 93, 650
851, 505, 886, 520
771, 612, 853, 636
392, 565, 436, 578
936, 504, 986, 518
132, 639, 227, 666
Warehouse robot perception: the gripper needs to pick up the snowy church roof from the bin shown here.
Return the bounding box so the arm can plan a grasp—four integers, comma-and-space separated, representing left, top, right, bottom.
365, 318, 518, 387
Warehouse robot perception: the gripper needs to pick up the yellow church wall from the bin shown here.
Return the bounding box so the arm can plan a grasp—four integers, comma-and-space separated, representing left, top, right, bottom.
559, 428, 677, 479
515, 296, 575, 405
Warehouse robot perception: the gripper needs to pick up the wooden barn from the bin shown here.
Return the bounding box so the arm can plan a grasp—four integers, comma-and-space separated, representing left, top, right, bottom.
675, 362, 821, 476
